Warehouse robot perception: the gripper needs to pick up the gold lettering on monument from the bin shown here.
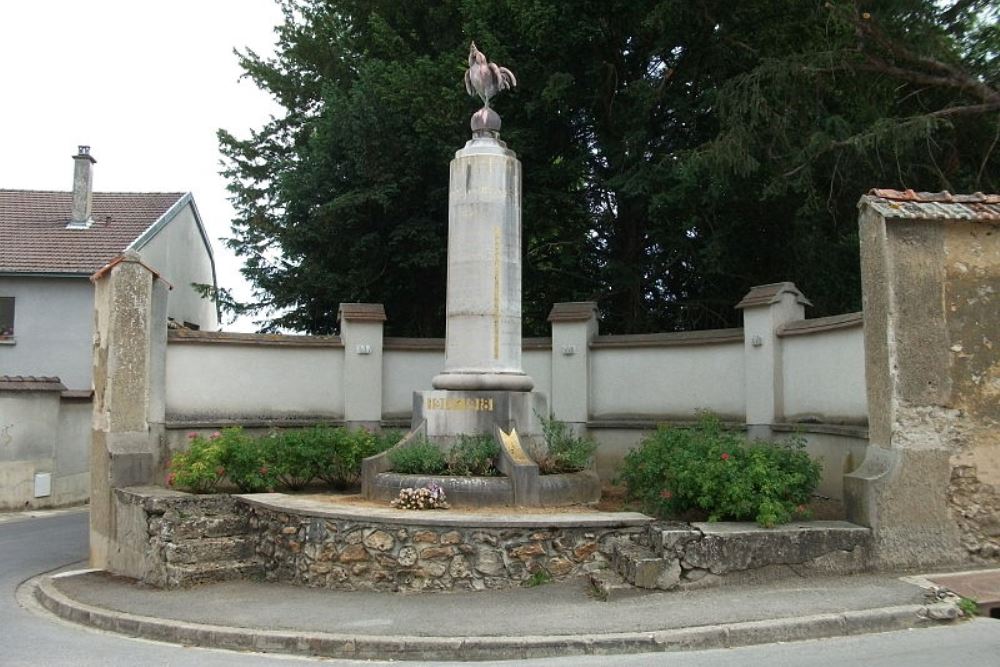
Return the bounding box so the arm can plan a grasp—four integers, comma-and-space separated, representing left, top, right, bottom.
424, 397, 495, 412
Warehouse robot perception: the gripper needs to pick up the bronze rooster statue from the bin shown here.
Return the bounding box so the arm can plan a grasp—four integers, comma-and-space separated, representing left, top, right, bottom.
464, 42, 517, 109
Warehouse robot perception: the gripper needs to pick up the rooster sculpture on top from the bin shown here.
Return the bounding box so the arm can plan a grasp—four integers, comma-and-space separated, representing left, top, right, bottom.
464, 41, 517, 109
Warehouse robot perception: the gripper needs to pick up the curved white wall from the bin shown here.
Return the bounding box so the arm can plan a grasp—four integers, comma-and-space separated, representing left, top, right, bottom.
781, 327, 866, 423
166, 343, 344, 420
382, 349, 444, 418
590, 342, 745, 419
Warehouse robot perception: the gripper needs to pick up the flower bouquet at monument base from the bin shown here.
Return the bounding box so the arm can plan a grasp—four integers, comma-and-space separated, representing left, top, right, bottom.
391, 482, 450, 510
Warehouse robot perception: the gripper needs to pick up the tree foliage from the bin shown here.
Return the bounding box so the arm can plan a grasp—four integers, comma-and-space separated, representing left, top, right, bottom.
220, 0, 999, 335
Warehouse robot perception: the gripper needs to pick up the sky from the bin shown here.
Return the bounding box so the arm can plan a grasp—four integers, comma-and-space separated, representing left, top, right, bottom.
0, 0, 285, 331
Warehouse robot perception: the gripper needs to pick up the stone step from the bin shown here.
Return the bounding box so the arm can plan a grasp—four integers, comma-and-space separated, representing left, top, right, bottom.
164, 535, 255, 565
164, 559, 263, 587
610, 540, 681, 590
588, 569, 649, 602
168, 512, 250, 540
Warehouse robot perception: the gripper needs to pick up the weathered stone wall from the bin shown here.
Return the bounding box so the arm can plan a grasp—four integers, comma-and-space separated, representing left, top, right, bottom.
942, 220, 1000, 559
112, 487, 259, 587
847, 193, 1000, 567
112, 488, 878, 595
248, 505, 633, 592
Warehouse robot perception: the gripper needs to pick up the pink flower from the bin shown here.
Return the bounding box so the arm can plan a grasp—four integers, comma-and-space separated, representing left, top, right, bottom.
187, 431, 198, 440
210, 431, 222, 440
166, 472, 176, 487
720, 453, 730, 461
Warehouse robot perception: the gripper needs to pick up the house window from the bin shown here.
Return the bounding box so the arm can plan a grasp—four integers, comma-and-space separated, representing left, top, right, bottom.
0, 297, 13, 337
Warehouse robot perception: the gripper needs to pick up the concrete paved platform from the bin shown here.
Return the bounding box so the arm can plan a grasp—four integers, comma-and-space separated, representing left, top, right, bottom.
30, 567, 978, 661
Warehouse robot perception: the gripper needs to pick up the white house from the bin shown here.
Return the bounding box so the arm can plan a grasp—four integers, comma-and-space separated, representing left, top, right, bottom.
0, 146, 219, 509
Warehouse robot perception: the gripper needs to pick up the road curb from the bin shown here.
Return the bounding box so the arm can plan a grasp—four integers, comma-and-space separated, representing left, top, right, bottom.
33, 573, 949, 661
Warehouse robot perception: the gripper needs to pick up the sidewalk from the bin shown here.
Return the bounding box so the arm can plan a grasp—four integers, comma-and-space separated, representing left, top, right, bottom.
31, 567, 972, 661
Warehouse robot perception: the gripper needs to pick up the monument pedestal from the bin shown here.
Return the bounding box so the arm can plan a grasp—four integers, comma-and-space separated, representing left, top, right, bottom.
413, 389, 547, 440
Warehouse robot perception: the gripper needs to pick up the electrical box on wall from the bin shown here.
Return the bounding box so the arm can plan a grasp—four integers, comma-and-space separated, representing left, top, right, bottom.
34, 472, 52, 498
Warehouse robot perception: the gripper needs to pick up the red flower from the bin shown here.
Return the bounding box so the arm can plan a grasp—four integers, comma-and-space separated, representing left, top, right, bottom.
215, 466, 226, 477
660, 489, 673, 499
210, 431, 222, 440
720, 452, 730, 461
187, 431, 198, 439
166, 472, 176, 487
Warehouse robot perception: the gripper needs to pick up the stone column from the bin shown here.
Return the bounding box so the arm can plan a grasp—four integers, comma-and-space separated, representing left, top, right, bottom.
338, 303, 386, 430
432, 135, 533, 392
90, 251, 168, 569
735, 282, 811, 440
548, 302, 599, 429
844, 193, 999, 568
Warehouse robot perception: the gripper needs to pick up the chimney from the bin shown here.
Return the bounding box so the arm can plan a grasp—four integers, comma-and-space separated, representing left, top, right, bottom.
68, 145, 96, 229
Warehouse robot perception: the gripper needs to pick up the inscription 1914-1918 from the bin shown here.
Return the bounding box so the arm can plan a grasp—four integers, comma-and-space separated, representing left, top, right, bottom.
424, 397, 495, 412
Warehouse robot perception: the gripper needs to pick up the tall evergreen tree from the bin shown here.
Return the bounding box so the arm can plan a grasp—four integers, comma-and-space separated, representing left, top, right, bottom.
219, 0, 998, 334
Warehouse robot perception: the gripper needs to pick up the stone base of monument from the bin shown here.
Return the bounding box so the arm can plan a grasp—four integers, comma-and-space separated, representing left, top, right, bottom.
359, 390, 600, 508
413, 389, 546, 439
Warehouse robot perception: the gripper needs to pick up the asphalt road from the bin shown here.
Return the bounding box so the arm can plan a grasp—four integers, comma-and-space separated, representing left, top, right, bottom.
2, 510, 998, 666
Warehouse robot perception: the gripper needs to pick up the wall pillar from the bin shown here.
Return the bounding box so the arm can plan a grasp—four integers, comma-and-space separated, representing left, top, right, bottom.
548, 302, 599, 431
736, 282, 811, 440
338, 303, 386, 431
844, 193, 999, 568
90, 251, 168, 569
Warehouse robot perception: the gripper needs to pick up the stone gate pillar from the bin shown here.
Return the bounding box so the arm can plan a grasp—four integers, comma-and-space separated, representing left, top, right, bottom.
845, 190, 1000, 568
90, 251, 168, 568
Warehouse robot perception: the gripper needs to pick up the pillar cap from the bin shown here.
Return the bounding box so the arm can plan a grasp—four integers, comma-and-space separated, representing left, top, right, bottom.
735, 282, 812, 310
338, 303, 387, 323
547, 301, 599, 323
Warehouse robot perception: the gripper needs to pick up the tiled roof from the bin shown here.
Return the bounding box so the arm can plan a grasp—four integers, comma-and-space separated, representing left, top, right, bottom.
860, 189, 1000, 221
0, 190, 185, 274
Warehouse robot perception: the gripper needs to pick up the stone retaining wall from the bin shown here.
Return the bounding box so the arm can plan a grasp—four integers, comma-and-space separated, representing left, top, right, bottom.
112, 487, 259, 587
112, 487, 874, 594
249, 504, 637, 592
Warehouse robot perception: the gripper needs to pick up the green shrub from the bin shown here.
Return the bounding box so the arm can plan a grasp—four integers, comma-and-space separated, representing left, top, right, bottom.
371, 429, 403, 454
167, 432, 226, 493
446, 434, 500, 476
265, 429, 322, 490
619, 414, 821, 527
389, 438, 448, 475
533, 415, 596, 474
312, 427, 381, 489
217, 427, 280, 493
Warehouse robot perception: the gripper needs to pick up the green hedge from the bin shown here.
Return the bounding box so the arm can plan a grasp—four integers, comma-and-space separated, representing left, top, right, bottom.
618, 414, 821, 527
167, 426, 399, 493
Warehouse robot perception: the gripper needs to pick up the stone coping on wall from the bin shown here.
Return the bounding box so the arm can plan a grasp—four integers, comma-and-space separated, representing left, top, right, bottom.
382, 337, 552, 351
165, 418, 346, 430
0, 375, 67, 392
590, 328, 744, 349
167, 330, 344, 348
777, 312, 863, 337
162, 417, 868, 440
587, 418, 868, 438
238, 492, 652, 529
771, 422, 869, 438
